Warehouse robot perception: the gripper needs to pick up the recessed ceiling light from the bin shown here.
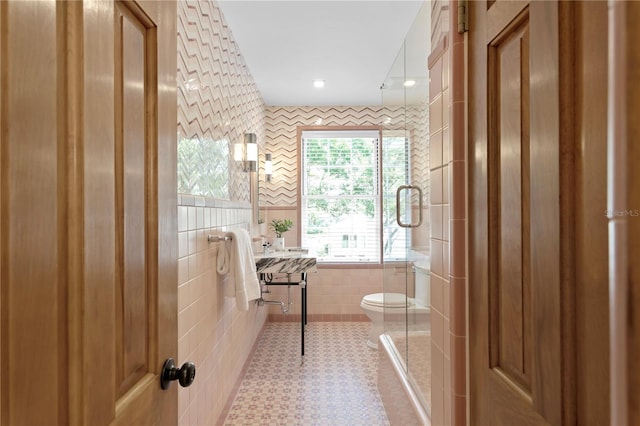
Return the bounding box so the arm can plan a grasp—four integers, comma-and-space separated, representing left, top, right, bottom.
313, 79, 325, 88
404, 79, 416, 87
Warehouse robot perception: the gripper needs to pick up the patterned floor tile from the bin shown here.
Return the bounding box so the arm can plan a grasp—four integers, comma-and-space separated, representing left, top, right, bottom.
223, 322, 390, 426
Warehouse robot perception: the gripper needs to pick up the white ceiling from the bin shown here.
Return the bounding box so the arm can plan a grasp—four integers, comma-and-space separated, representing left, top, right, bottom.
217, 0, 427, 107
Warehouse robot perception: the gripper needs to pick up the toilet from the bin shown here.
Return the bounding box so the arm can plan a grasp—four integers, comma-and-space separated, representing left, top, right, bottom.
360, 263, 431, 349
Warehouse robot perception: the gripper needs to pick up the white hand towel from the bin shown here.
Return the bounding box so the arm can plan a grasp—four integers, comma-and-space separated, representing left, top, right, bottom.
216, 229, 261, 311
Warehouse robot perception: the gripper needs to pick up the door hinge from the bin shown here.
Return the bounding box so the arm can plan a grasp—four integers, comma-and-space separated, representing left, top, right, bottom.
458, 0, 469, 33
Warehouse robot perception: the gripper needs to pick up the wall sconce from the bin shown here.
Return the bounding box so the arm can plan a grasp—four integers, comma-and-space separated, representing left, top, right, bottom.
264, 153, 273, 182
234, 133, 257, 172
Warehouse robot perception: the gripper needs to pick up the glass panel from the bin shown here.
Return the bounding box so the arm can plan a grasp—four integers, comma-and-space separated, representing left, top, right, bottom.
381, 38, 410, 370
381, 1, 431, 415
405, 3, 431, 410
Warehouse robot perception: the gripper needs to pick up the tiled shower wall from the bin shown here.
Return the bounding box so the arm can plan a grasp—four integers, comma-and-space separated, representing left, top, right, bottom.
176, 1, 267, 424
429, 0, 467, 424
428, 34, 452, 426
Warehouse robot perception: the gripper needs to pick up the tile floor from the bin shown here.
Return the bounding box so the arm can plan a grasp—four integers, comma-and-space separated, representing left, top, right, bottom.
223, 322, 390, 426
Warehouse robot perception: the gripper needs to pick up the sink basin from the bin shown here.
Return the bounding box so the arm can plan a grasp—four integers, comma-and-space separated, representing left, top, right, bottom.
254, 249, 317, 274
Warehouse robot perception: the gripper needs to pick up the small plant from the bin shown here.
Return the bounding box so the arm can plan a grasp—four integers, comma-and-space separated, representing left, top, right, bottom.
270, 219, 293, 238
257, 217, 265, 224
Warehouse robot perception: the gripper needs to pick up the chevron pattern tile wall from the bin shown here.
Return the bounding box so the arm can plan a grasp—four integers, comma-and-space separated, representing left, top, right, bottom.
177, 0, 266, 202
261, 105, 430, 207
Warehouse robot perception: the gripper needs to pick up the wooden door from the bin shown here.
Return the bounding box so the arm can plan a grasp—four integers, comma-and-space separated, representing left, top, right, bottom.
469, 1, 575, 425
107, 1, 178, 423
0, 1, 177, 424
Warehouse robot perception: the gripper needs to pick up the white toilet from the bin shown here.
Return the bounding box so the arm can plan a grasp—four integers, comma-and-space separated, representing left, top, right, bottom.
360, 263, 431, 349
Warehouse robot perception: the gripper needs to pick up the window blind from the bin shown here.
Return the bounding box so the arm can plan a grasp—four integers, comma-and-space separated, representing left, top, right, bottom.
301, 131, 381, 263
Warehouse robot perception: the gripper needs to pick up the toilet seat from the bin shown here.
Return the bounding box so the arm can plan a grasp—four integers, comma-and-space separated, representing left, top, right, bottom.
361, 293, 413, 308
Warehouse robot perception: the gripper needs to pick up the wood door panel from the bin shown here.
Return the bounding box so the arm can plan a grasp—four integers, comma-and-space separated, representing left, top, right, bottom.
0, 1, 176, 424
487, 370, 540, 425
81, 0, 118, 422
110, 0, 175, 423
0, 2, 62, 424
574, 3, 609, 425
116, 4, 149, 396
487, 1, 528, 42
529, 3, 571, 423
488, 14, 531, 391
111, 1, 177, 423
470, 1, 573, 425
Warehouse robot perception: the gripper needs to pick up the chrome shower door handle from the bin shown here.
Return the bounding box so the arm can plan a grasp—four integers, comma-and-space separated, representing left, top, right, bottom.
395, 185, 424, 228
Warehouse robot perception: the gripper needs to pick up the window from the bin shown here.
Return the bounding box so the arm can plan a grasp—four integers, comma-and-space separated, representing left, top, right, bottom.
300, 129, 382, 263
300, 128, 410, 264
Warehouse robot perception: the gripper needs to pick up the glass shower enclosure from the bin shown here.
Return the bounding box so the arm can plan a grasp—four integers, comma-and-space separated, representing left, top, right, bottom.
380, 1, 431, 415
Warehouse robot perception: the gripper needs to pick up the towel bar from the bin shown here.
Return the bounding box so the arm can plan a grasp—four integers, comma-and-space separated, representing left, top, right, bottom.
208, 234, 231, 243
208, 234, 263, 243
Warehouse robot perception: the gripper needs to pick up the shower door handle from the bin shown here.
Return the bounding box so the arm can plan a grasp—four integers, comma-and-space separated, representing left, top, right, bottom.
396, 185, 423, 228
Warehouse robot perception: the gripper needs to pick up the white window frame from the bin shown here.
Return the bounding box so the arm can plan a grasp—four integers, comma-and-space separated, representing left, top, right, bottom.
298, 127, 383, 266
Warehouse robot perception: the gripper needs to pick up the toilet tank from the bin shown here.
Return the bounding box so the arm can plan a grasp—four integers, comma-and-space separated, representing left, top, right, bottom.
413, 262, 430, 307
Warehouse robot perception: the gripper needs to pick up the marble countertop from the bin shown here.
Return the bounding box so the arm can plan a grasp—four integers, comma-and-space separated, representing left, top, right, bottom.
254, 249, 317, 274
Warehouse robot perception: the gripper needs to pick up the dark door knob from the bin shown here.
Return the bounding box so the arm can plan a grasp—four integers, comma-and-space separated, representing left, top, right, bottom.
160, 358, 196, 390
